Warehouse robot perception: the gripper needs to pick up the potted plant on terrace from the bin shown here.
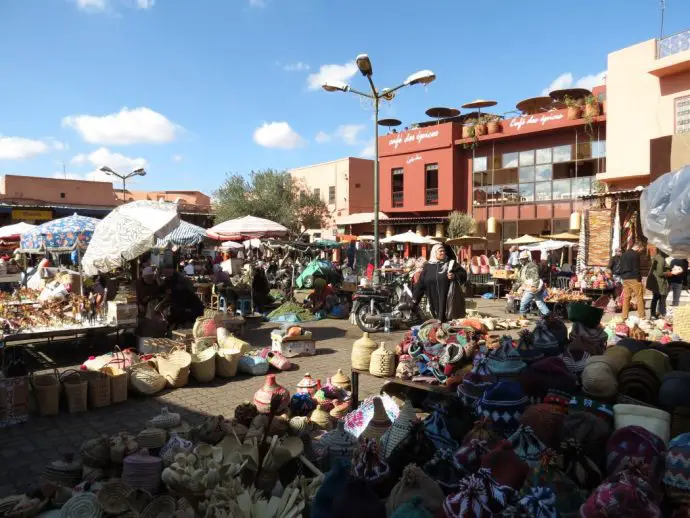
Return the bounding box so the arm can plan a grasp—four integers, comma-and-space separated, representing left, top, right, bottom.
564, 95, 583, 120
474, 115, 488, 137
462, 118, 476, 139
486, 115, 502, 135
584, 95, 601, 118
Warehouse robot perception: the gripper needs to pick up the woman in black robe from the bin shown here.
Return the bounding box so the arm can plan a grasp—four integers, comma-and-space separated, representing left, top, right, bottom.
413, 244, 467, 322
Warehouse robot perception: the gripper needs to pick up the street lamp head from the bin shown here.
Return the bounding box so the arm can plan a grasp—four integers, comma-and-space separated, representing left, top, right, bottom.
322, 81, 350, 93
99, 166, 115, 175
380, 88, 396, 101
132, 168, 146, 176
356, 54, 373, 77
404, 69, 436, 86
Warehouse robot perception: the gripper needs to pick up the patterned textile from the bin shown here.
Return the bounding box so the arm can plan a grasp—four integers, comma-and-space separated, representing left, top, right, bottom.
20, 213, 98, 252
664, 432, 690, 503
351, 437, 389, 483
155, 220, 208, 248
475, 381, 527, 435
453, 439, 490, 477
424, 411, 459, 451
606, 425, 666, 487
579, 466, 662, 517
424, 448, 463, 493
516, 486, 558, 518
344, 394, 399, 438
487, 336, 526, 380
442, 468, 517, 517
522, 450, 585, 516
508, 425, 546, 467
457, 353, 495, 406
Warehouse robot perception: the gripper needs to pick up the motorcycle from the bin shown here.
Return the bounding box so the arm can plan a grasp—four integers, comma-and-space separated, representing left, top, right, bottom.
352, 273, 430, 333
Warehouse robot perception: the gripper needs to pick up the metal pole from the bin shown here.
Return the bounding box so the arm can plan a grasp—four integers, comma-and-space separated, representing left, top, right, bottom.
122, 176, 126, 202
373, 95, 380, 285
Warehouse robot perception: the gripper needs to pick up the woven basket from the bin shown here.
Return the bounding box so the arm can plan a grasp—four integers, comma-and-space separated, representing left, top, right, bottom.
351, 332, 378, 370
80, 435, 110, 467
137, 427, 167, 449
4, 496, 47, 517
157, 348, 191, 388
140, 495, 176, 518
31, 369, 60, 416
369, 342, 396, 377
97, 479, 131, 515
191, 336, 216, 354
192, 317, 218, 339
216, 349, 241, 378
102, 366, 127, 404
60, 492, 103, 518
127, 488, 153, 514
219, 333, 249, 354
129, 361, 166, 396
61, 370, 88, 414
191, 346, 217, 383
674, 305, 690, 341
85, 370, 111, 409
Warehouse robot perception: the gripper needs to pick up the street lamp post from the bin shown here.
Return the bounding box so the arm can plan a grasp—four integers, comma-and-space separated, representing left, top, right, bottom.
99, 166, 147, 202
323, 55, 435, 283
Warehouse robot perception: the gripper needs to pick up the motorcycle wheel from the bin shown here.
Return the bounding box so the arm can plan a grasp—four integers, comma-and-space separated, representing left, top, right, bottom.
354, 302, 384, 333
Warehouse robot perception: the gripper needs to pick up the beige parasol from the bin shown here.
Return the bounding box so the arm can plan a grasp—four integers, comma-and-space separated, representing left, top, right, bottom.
545, 232, 580, 241
446, 235, 488, 246
504, 234, 545, 245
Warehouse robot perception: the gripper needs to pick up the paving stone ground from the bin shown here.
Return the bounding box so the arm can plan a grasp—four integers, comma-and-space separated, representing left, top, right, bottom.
0, 299, 530, 496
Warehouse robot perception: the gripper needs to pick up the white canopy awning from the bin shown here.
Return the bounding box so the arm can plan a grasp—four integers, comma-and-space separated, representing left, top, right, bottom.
519, 240, 576, 252
335, 212, 389, 226
381, 230, 437, 245
208, 215, 288, 240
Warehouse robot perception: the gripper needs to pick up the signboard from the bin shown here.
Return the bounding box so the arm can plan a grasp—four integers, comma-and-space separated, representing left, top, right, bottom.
12, 209, 52, 221
379, 122, 457, 157
508, 113, 565, 131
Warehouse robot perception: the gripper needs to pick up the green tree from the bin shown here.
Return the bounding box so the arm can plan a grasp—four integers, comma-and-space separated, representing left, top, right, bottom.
213, 169, 329, 234
447, 211, 476, 238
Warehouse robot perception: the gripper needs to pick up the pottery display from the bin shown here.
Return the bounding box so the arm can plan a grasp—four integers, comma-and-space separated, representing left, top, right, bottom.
253, 374, 290, 414
296, 373, 319, 396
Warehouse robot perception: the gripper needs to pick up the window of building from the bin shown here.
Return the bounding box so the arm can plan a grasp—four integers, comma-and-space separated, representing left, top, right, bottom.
425, 164, 439, 206
536, 147, 552, 164
473, 156, 488, 172
328, 186, 335, 204
535, 164, 552, 181
519, 183, 534, 203
519, 150, 535, 166
502, 221, 518, 240
502, 152, 519, 169
552, 179, 572, 200
355, 183, 361, 188
535, 182, 551, 202
60, 192, 66, 199
676, 96, 690, 134
519, 166, 535, 183
553, 145, 572, 163
314, 188, 320, 199
392, 168, 404, 208
592, 140, 606, 158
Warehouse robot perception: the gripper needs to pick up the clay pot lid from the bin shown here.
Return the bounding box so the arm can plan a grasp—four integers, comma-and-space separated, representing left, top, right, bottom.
297, 373, 318, 388
331, 369, 350, 384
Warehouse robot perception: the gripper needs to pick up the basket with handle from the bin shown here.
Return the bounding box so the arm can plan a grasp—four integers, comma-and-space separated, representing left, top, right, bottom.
157, 347, 191, 388
129, 361, 166, 396
102, 365, 128, 404
191, 346, 217, 383
674, 305, 690, 341
60, 370, 88, 414
216, 348, 241, 378
108, 345, 140, 370
85, 370, 111, 409
30, 369, 60, 416
191, 336, 216, 354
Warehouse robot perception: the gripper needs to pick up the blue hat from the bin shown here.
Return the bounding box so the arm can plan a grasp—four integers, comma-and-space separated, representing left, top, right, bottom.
664, 432, 690, 503
487, 336, 526, 380
457, 353, 495, 406
508, 425, 546, 467
475, 380, 528, 435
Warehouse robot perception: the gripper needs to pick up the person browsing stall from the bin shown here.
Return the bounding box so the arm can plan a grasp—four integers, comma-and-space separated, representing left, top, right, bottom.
413, 244, 466, 322
514, 250, 550, 317
620, 242, 646, 319
647, 247, 670, 318
668, 256, 688, 307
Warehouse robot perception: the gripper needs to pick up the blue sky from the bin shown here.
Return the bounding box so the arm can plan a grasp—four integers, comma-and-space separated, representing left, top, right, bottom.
1, 0, 689, 196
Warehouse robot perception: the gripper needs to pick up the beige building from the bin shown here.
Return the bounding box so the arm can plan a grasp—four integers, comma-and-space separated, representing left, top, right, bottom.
604, 31, 690, 188
289, 157, 374, 239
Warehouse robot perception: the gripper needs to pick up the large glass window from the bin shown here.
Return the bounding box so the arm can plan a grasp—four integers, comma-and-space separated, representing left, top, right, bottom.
552, 179, 572, 200
535, 164, 552, 181
502, 152, 519, 168
535, 182, 551, 201
519, 183, 534, 203
519, 166, 535, 183
592, 140, 606, 158
553, 145, 572, 163
536, 147, 552, 164
519, 150, 535, 166
328, 186, 335, 204
473, 156, 488, 172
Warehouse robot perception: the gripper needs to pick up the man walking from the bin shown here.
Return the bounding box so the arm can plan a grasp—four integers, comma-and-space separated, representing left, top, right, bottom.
608, 248, 622, 282
620, 242, 646, 319
668, 256, 688, 307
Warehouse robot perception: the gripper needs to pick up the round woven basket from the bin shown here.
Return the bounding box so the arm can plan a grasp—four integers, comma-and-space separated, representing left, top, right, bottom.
351, 332, 378, 370
61, 370, 88, 414
137, 427, 167, 449
60, 492, 103, 518
369, 342, 396, 377
97, 480, 131, 515
157, 348, 191, 388
129, 361, 166, 396
191, 346, 217, 383
140, 495, 176, 518
31, 369, 60, 416
80, 435, 110, 468
102, 366, 127, 404
85, 370, 111, 409
216, 349, 241, 378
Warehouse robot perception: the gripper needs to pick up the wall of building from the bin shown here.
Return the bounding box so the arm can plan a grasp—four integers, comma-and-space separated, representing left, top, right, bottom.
0, 175, 117, 206
121, 190, 212, 206
347, 158, 375, 215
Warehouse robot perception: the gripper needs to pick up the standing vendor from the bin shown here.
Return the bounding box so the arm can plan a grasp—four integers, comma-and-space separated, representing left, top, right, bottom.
136, 266, 160, 316
413, 244, 466, 322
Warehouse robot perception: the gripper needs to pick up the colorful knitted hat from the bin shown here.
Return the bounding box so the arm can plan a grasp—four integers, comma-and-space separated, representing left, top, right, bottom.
618, 362, 661, 405
516, 329, 544, 364
560, 410, 611, 466
480, 439, 530, 490
442, 468, 518, 518
581, 356, 618, 399
633, 349, 672, 381
561, 348, 590, 378
380, 402, 418, 459
579, 466, 662, 518
386, 465, 444, 517
423, 411, 459, 451
522, 450, 586, 516
568, 394, 615, 427
604, 345, 634, 374
508, 425, 546, 467
518, 356, 577, 404
543, 316, 568, 349
351, 437, 389, 484
531, 320, 561, 357
569, 331, 606, 356
457, 353, 495, 406
559, 437, 603, 491
462, 418, 500, 448
423, 448, 463, 494
475, 381, 528, 435
543, 389, 571, 409
517, 486, 558, 518
519, 404, 566, 449
486, 336, 526, 380
664, 432, 690, 504
606, 425, 666, 487
570, 322, 608, 355
453, 439, 490, 477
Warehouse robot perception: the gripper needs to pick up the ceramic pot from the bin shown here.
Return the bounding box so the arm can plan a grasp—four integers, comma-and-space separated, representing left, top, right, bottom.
253, 374, 290, 414
296, 373, 319, 396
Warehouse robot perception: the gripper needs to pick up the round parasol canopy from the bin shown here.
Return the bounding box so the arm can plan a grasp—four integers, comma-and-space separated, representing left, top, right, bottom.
82, 200, 180, 276
378, 118, 402, 127
381, 230, 437, 245
208, 216, 289, 240
425, 107, 461, 119
0, 222, 36, 241
516, 96, 553, 114
504, 234, 545, 245
544, 231, 580, 241
154, 220, 209, 248
220, 241, 243, 250
548, 88, 591, 102
462, 99, 497, 109
357, 235, 376, 241
446, 235, 488, 246
20, 213, 98, 253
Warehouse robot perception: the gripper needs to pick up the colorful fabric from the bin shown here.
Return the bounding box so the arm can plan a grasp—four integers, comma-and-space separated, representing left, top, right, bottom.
423, 411, 459, 451
453, 439, 490, 477
579, 466, 662, 517
568, 394, 615, 426
531, 321, 560, 357
457, 353, 495, 406
442, 468, 517, 518
523, 450, 585, 516
351, 437, 389, 483
487, 336, 526, 380
559, 437, 603, 491
424, 448, 463, 493
606, 425, 666, 487
475, 381, 527, 435
344, 394, 399, 438
517, 486, 558, 518
20, 213, 98, 251
664, 432, 690, 502
516, 329, 544, 364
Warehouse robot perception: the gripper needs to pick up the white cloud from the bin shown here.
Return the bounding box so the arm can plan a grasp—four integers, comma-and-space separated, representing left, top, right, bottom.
172, 154, 183, 162
70, 147, 148, 172
315, 124, 366, 146
62, 107, 181, 145
253, 122, 304, 149
314, 131, 331, 144
0, 137, 49, 160
76, 0, 107, 11
359, 138, 375, 159
283, 62, 310, 72
86, 169, 116, 182
136, 0, 155, 8
541, 70, 606, 95
307, 62, 358, 90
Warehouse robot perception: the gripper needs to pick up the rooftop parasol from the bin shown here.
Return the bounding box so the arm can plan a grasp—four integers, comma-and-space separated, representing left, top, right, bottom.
446, 235, 488, 246
548, 88, 591, 102
516, 96, 554, 115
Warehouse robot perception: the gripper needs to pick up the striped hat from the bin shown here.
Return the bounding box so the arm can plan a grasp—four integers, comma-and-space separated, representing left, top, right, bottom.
457, 353, 495, 406
664, 432, 690, 503
518, 486, 558, 518
508, 425, 546, 467
475, 381, 528, 435
579, 466, 662, 518
606, 425, 666, 488
442, 468, 518, 518
516, 329, 545, 364
453, 439, 490, 477
486, 336, 526, 380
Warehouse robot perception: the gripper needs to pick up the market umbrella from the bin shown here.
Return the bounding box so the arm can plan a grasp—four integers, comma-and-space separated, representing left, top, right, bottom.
207, 216, 288, 240
446, 235, 487, 246
20, 213, 98, 253
504, 234, 545, 245
357, 235, 376, 241
380, 230, 437, 245
313, 239, 342, 249
221, 241, 243, 250
82, 200, 180, 276
545, 232, 580, 241
154, 220, 209, 248
0, 222, 36, 241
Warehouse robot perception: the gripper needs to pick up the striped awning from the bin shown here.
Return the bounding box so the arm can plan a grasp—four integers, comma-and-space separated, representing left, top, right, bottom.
155, 220, 208, 248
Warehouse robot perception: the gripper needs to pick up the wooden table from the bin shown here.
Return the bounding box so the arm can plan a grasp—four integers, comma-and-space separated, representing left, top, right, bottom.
350, 367, 452, 410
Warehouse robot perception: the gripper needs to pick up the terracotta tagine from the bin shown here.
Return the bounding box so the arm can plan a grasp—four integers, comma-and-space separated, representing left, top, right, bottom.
253, 374, 290, 414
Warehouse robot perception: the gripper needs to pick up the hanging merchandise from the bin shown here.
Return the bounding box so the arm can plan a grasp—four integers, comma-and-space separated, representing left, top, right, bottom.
586, 208, 613, 267
612, 202, 621, 255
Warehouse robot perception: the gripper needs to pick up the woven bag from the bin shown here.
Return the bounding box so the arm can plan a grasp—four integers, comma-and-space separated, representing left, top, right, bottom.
31, 369, 60, 417
216, 349, 241, 378
61, 370, 88, 414
107, 345, 140, 370
102, 366, 127, 404
192, 317, 218, 339
129, 361, 166, 396
98, 480, 131, 515
137, 427, 167, 449
219, 333, 249, 354
369, 342, 395, 377
674, 305, 690, 341
157, 348, 191, 388
191, 346, 217, 383
85, 370, 111, 409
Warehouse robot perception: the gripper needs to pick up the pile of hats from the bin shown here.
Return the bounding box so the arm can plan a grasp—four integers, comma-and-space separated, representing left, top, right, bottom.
605, 315, 677, 346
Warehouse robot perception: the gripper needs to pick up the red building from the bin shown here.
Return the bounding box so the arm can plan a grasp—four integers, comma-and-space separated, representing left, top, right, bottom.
378, 85, 606, 252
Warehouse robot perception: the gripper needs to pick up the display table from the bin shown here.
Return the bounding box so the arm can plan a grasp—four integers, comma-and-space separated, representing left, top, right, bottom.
350, 368, 452, 410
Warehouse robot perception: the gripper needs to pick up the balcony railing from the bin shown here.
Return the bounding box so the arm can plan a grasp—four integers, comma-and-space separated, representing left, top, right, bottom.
425, 188, 439, 206
658, 29, 690, 58
392, 191, 404, 208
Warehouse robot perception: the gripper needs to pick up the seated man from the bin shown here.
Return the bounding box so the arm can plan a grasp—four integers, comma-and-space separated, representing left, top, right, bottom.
305, 278, 337, 313
514, 251, 550, 317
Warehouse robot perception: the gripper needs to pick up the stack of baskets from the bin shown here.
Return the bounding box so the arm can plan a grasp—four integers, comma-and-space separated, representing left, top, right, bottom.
156, 348, 192, 388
